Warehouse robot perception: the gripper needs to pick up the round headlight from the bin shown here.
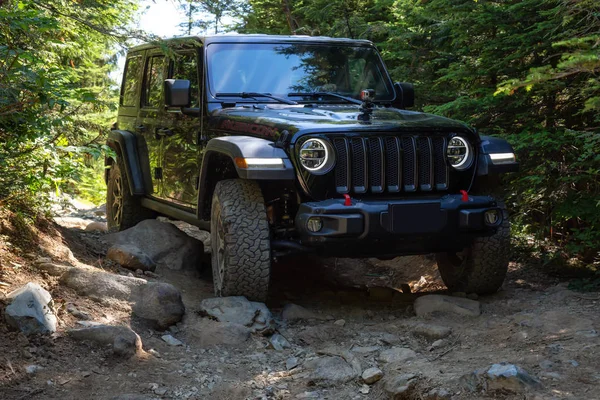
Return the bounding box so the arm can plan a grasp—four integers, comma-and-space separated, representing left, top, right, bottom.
299, 138, 335, 174
447, 136, 473, 170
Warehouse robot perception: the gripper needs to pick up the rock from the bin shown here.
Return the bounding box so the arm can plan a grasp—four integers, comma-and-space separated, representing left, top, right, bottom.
568, 360, 579, 367
130, 282, 184, 329
411, 323, 452, 340
61, 268, 146, 301
269, 333, 291, 350
286, 357, 299, 370
305, 356, 359, 387
186, 319, 251, 347
25, 365, 43, 374
144, 270, 160, 278
333, 319, 346, 326
429, 339, 448, 351
359, 384, 370, 394
414, 295, 481, 317
461, 362, 542, 393
66, 303, 91, 320
69, 325, 142, 357
540, 371, 562, 380
362, 367, 383, 384
5, 283, 57, 335
111, 395, 160, 400
54, 216, 92, 230
85, 221, 108, 233
107, 244, 156, 272
383, 373, 418, 399
148, 349, 161, 358
281, 303, 322, 321
161, 334, 183, 346
351, 345, 380, 354
36, 262, 72, 277
105, 219, 203, 271
378, 347, 418, 364
199, 296, 273, 333
539, 359, 553, 370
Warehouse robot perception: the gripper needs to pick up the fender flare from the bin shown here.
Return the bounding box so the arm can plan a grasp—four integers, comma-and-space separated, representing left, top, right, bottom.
477, 135, 520, 176
106, 130, 149, 196
197, 135, 295, 219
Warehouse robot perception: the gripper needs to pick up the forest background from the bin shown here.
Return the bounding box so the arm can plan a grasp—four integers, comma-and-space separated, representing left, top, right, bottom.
0, 0, 598, 273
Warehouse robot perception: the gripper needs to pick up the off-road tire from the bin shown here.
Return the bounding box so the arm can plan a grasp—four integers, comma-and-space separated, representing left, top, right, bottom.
436, 205, 510, 294
210, 179, 271, 302
106, 158, 154, 232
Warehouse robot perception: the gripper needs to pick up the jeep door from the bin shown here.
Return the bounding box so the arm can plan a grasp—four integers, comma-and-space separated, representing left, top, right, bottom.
161, 49, 203, 209
139, 51, 168, 198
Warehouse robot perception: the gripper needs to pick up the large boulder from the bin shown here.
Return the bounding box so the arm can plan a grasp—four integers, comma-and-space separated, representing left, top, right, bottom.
61, 268, 146, 301
414, 295, 481, 317
131, 282, 185, 329
383, 373, 419, 399
69, 324, 143, 357
107, 244, 156, 272
305, 356, 360, 387
199, 296, 274, 333
105, 220, 203, 271
5, 283, 57, 335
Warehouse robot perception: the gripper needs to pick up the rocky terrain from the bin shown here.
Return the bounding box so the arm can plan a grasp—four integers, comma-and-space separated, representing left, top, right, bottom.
0, 200, 598, 400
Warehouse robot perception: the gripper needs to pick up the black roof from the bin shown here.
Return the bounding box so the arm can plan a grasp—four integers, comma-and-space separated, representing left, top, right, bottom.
129, 34, 374, 52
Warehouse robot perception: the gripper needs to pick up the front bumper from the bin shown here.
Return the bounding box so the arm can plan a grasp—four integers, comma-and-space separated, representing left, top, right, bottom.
294, 194, 503, 257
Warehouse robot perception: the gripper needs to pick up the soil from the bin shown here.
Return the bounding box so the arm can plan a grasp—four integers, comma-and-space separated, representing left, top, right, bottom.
0, 206, 598, 400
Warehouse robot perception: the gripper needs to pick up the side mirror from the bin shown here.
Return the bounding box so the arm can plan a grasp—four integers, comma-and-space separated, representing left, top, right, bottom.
393, 82, 414, 109
164, 79, 191, 107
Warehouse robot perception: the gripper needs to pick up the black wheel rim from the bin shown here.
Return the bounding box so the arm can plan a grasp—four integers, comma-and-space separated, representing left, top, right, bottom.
111, 174, 123, 228
215, 209, 226, 291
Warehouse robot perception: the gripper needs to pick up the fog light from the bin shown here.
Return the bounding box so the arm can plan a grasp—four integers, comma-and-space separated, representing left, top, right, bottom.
307, 217, 323, 233
484, 209, 502, 227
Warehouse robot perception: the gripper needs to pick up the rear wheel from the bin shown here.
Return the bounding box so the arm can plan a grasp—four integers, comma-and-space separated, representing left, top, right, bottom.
106, 159, 154, 232
436, 206, 510, 294
210, 179, 271, 302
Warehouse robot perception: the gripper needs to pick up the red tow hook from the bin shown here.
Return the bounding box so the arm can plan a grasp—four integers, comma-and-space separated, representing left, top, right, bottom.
343, 194, 352, 206
460, 190, 469, 202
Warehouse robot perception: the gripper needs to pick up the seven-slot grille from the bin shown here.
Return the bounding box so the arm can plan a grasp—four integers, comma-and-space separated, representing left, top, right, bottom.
332, 135, 449, 194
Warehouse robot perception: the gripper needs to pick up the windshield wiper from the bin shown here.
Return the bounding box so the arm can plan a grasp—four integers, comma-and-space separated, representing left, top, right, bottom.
215, 92, 298, 105
288, 92, 362, 105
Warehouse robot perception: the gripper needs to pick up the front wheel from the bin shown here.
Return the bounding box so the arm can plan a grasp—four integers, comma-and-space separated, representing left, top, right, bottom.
436, 206, 510, 294
210, 179, 271, 302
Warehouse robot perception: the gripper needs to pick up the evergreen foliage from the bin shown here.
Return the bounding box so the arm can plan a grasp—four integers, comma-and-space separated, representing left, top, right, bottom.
0, 0, 138, 210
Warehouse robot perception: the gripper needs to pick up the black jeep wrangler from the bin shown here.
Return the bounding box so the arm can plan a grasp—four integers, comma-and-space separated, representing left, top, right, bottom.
106, 34, 518, 301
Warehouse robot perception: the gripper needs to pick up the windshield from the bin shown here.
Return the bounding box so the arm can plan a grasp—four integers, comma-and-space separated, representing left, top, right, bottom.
206, 43, 395, 102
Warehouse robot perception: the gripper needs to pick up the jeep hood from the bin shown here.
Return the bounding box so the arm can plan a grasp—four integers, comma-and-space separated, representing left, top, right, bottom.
208, 104, 472, 142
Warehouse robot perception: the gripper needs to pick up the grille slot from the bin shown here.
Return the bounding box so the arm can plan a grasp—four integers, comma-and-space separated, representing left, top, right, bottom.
368, 137, 384, 193
333, 138, 350, 193
350, 138, 367, 193
331, 134, 451, 194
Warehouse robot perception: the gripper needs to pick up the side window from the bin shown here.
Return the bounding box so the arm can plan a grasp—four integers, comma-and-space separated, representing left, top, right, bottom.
142, 55, 166, 108
121, 55, 142, 107
172, 52, 200, 107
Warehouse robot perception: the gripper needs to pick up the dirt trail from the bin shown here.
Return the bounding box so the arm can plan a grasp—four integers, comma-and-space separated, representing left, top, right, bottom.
0, 204, 598, 400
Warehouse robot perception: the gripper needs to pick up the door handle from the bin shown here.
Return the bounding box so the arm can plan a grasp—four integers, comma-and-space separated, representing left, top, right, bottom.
156, 127, 175, 137
135, 125, 146, 133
